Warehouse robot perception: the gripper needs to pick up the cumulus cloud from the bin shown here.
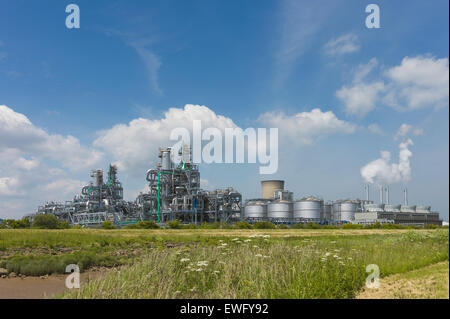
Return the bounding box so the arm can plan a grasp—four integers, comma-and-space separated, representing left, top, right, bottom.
0, 105, 99, 218
361, 139, 413, 184
337, 55, 449, 117
94, 104, 237, 174
0, 105, 103, 170
336, 82, 385, 117
394, 123, 424, 140
258, 108, 356, 145
324, 33, 360, 56
384, 56, 449, 110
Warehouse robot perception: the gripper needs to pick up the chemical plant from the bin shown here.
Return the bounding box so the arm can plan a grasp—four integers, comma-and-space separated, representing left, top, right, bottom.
29, 145, 242, 227
28, 145, 442, 227
243, 181, 442, 227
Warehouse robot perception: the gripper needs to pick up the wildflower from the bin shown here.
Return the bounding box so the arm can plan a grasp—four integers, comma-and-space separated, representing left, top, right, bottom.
283, 235, 290, 238
263, 255, 270, 258
190, 287, 197, 292
180, 258, 190, 262
196, 268, 203, 272
255, 253, 263, 257
232, 238, 239, 241
263, 235, 270, 238
253, 245, 259, 248
213, 270, 220, 274
175, 291, 181, 294
221, 243, 228, 246
244, 239, 251, 242
330, 241, 337, 244
219, 261, 226, 265
324, 252, 331, 257
333, 254, 339, 258
197, 261, 209, 267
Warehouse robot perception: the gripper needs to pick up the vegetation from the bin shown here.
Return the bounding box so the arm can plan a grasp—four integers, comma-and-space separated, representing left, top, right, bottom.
60, 229, 448, 299
32, 214, 59, 229
101, 221, 117, 230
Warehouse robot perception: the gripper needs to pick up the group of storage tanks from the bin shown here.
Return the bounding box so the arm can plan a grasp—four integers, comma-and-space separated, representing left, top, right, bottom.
244, 180, 373, 224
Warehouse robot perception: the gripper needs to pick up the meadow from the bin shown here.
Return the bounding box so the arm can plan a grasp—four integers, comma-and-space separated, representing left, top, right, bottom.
0, 228, 448, 298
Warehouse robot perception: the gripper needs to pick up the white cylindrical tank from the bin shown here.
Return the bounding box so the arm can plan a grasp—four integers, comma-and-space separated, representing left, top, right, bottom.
244, 202, 268, 219
293, 197, 323, 220
267, 201, 292, 219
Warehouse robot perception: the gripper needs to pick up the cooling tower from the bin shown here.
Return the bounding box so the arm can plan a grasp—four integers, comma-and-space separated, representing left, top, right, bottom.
261, 180, 284, 199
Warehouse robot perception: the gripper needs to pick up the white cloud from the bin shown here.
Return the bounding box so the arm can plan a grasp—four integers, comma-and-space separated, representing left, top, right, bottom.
361, 139, 413, 184
368, 123, 384, 135
94, 104, 237, 174
336, 82, 385, 117
0, 177, 21, 196
384, 56, 449, 110
258, 108, 356, 145
337, 55, 449, 117
394, 123, 424, 140
324, 33, 360, 56
0, 105, 103, 171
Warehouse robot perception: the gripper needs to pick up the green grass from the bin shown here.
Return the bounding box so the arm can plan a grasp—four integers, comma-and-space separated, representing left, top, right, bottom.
60, 229, 449, 299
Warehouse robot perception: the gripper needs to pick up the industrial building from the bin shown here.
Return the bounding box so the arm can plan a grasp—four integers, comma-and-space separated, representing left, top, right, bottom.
29, 145, 242, 227
242, 181, 442, 227
29, 145, 442, 227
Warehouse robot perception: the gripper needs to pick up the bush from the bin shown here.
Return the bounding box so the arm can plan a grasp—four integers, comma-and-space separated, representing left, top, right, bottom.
253, 222, 276, 229
291, 223, 305, 229
277, 223, 289, 229
0, 218, 31, 229
166, 220, 182, 229
101, 221, 117, 229
57, 221, 71, 229
342, 223, 363, 229
137, 221, 160, 229
234, 221, 253, 229
32, 214, 59, 229
304, 222, 321, 229
364, 222, 382, 229
322, 225, 338, 229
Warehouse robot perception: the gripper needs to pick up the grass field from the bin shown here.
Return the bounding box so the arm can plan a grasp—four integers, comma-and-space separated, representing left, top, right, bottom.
0, 228, 448, 299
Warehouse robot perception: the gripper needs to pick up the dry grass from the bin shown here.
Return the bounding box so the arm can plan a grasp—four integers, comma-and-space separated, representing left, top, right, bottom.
358, 261, 449, 299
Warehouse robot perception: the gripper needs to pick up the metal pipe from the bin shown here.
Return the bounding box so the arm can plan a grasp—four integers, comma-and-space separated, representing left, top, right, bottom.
379, 185, 383, 204
404, 188, 408, 206
385, 186, 389, 205
365, 184, 369, 201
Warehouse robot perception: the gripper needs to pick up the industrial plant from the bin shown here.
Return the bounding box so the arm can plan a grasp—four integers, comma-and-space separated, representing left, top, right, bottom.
29, 145, 442, 227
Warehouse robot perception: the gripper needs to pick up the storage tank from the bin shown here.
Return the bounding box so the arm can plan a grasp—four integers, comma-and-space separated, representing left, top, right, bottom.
267, 201, 292, 219
293, 197, 323, 220
244, 200, 268, 219
261, 180, 284, 199
323, 202, 332, 221
332, 201, 358, 221
160, 149, 172, 170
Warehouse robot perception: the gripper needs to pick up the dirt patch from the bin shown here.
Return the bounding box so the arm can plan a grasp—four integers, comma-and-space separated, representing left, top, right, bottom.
357, 261, 449, 299
0, 270, 106, 299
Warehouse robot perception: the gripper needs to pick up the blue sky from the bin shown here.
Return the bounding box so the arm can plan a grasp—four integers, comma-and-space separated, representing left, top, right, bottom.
0, 0, 448, 221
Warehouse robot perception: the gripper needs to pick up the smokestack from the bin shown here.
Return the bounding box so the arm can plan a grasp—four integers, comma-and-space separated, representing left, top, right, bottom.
379, 185, 383, 204
385, 186, 389, 205
404, 188, 408, 206
365, 184, 369, 201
